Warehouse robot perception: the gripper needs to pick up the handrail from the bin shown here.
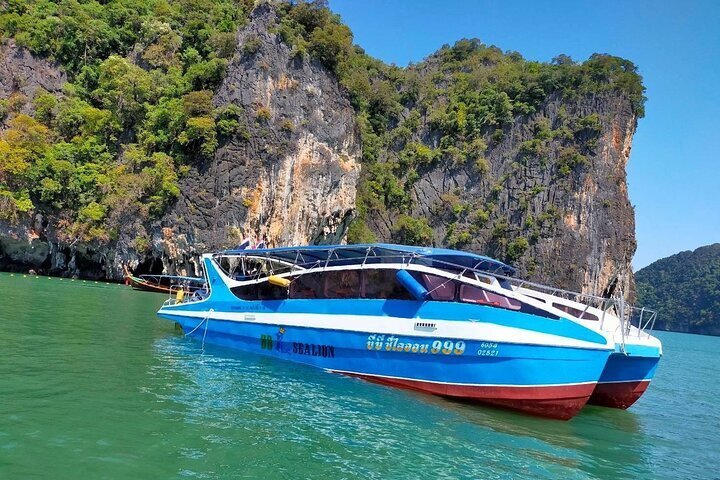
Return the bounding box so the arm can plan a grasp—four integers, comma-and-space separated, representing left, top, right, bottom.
215, 249, 610, 304
626, 305, 658, 338
162, 281, 206, 306
211, 246, 659, 342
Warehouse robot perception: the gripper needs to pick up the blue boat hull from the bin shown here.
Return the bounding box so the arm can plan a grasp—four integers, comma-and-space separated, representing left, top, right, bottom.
588, 347, 661, 409
161, 312, 610, 419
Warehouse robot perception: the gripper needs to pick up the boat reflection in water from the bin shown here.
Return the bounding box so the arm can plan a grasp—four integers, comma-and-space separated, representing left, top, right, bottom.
435, 393, 647, 478
157, 244, 661, 420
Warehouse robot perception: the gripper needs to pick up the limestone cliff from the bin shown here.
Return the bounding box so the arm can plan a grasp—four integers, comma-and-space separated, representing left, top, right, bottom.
0, 39, 66, 119
0, 4, 641, 299
366, 92, 638, 296
0, 6, 361, 279
156, 4, 361, 276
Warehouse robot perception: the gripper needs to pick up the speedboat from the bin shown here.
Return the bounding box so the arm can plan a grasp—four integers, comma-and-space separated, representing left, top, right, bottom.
157, 244, 640, 420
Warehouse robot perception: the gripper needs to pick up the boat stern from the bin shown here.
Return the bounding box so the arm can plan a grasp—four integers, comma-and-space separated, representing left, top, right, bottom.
589, 333, 662, 409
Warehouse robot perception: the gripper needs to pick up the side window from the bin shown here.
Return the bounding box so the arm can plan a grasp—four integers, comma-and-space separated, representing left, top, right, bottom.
325, 270, 360, 299
417, 273, 456, 301
459, 284, 486, 304
459, 284, 521, 310
290, 272, 325, 299
526, 295, 547, 304
232, 282, 287, 301
578, 311, 599, 321
486, 290, 521, 310
231, 284, 258, 301
460, 284, 562, 319
552, 303, 599, 321
258, 281, 288, 300
362, 269, 413, 300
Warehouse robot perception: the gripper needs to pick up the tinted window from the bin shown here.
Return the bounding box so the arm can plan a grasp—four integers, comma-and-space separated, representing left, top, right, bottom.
459, 284, 486, 304
325, 270, 360, 299
417, 273, 457, 301
290, 272, 325, 299
363, 269, 413, 300
258, 281, 288, 300
232, 281, 287, 301
231, 284, 258, 301
288, 269, 420, 300
526, 295, 547, 303
459, 284, 520, 310
552, 303, 599, 321
459, 284, 559, 319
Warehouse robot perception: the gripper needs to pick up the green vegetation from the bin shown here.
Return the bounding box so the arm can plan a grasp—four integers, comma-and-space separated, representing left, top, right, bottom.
0, 0, 646, 256
269, 2, 645, 252
0, 0, 254, 241
332, 33, 645, 252
506, 237, 529, 262
635, 244, 720, 335
392, 215, 434, 245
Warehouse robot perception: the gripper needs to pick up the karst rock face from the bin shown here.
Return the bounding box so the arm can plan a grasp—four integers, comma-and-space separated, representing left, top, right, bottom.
0, 5, 638, 298
0, 39, 67, 114
366, 91, 638, 297
158, 3, 361, 276
0, 40, 71, 275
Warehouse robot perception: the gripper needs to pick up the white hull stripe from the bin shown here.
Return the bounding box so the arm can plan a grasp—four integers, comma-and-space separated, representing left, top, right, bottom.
326, 368, 597, 388
160, 309, 612, 351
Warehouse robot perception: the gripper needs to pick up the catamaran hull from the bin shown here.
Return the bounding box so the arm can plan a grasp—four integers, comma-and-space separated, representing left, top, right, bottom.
588, 351, 660, 409
161, 312, 609, 420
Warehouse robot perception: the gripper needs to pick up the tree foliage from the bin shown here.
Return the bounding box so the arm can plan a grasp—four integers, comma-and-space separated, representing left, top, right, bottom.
635, 244, 720, 335
0, 0, 254, 240
0, 0, 647, 252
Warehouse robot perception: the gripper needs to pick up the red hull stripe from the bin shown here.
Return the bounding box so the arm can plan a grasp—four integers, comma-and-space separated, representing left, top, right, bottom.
337, 371, 596, 420
588, 380, 651, 409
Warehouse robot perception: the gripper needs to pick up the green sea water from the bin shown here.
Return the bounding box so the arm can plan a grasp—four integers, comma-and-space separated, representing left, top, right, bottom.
0, 272, 718, 479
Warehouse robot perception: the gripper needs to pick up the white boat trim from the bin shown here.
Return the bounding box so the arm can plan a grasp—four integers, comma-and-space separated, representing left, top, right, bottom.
159, 309, 614, 351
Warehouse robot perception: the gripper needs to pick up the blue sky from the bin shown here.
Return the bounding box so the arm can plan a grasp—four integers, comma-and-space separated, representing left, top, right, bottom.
328, 0, 720, 270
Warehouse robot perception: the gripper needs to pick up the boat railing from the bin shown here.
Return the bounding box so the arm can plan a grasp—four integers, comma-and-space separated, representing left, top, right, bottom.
212, 246, 656, 337
626, 305, 658, 338
608, 300, 658, 352
163, 283, 190, 306
505, 277, 613, 312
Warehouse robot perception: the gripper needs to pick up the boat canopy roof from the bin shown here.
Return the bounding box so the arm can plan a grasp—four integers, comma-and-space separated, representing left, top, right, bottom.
217, 243, 516, 276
